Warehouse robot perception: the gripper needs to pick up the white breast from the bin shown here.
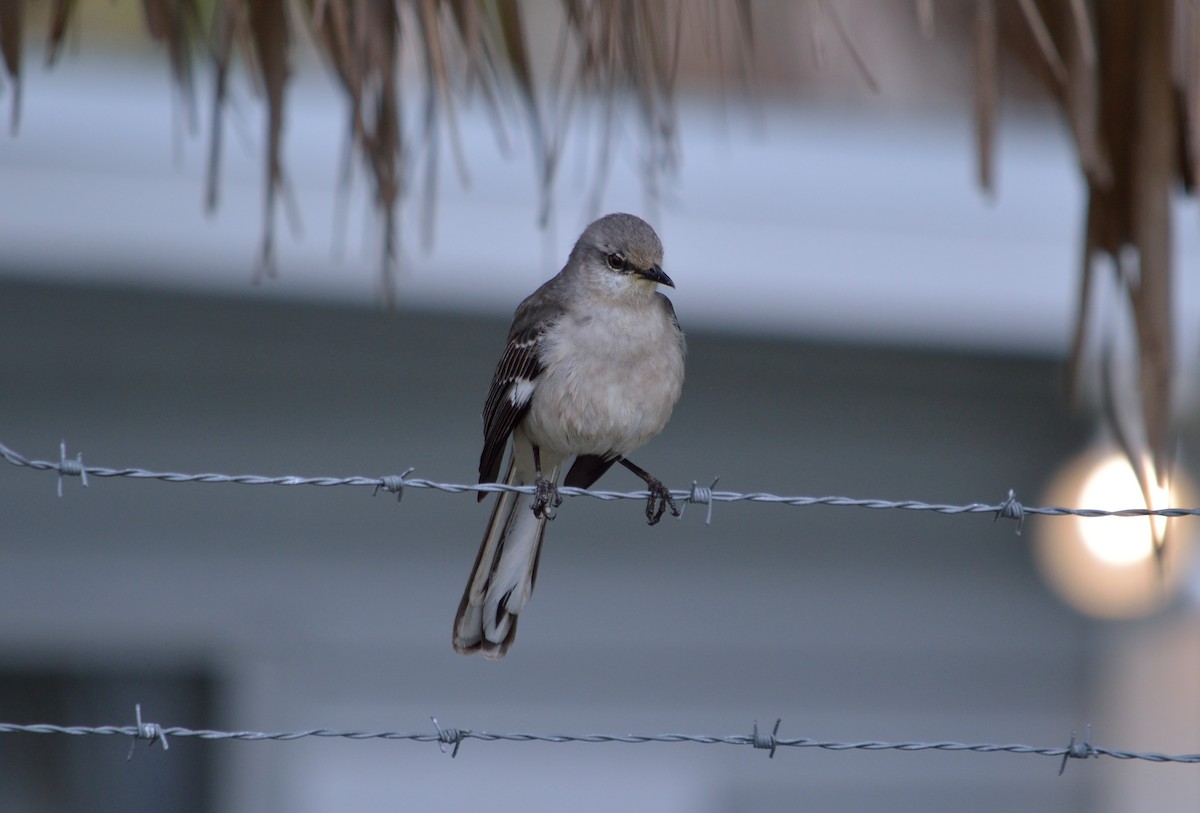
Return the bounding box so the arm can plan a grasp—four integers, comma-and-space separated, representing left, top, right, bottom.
524, 298, 685, 458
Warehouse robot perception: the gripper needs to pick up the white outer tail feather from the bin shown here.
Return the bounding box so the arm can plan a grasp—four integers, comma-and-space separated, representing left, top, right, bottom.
453, 444, 560, 658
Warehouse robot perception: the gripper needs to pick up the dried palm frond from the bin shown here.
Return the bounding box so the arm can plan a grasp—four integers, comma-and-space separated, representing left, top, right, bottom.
3, 1, 1197, 560
0, 0, 24, 132
964, 0, 1183, 563
0, 1, 745, 300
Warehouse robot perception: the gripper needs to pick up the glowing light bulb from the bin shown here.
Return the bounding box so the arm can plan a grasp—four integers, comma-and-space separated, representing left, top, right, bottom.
1033, 448, 1194, 619
1075, 455, 1158, 566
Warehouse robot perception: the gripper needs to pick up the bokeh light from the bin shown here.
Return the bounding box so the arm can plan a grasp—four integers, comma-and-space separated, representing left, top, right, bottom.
1034, 449, 1195, 619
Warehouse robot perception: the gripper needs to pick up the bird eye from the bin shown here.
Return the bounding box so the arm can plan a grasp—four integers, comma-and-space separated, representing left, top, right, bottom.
605, 252, 627, 272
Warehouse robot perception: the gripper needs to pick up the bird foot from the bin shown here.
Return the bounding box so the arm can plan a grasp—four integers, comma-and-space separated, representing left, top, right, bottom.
644, 477, 679, 526
531, 476, 563, 520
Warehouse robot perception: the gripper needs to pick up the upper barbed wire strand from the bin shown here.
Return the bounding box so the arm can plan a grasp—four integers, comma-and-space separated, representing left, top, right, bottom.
3, 440, 1199, 521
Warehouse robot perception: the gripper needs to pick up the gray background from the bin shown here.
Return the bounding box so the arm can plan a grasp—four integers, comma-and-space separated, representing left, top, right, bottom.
0, 279, 1118, 812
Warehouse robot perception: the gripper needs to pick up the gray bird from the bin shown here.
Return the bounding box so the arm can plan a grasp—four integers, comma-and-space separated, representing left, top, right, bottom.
453, 213, 686, 658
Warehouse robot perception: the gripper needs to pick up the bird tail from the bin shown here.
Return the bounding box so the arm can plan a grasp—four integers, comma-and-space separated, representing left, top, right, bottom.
453, 452, 557, 658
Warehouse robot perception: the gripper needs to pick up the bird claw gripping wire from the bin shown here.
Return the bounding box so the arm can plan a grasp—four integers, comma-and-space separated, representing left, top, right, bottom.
531, 476, 563, 520
644, 477, 679, 526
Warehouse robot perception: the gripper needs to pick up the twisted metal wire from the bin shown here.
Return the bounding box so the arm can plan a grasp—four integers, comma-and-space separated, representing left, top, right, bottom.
6, 443, 1196, 772
3, 440, 1198, 525
1, 713, 1198, 769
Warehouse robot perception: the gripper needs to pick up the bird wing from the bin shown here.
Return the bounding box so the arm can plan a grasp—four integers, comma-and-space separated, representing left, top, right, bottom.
477, 285, 565, 489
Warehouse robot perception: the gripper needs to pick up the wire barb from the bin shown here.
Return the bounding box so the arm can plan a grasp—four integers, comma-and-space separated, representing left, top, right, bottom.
993, 489, 1025, 534
57, 440, 88, 497
127, 704, 169, 760
751, 718, 782, 758
680, 476, 720, 524
1058, 725, 1094, 775
374, 467, 416, 502
431, 716, 465, 757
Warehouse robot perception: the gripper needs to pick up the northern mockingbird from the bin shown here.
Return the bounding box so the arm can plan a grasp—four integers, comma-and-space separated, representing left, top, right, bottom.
453, 213, 686, 658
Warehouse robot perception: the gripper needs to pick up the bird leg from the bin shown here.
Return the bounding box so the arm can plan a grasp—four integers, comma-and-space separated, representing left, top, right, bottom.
530, 444, 562, 520
619, 458, 679, 525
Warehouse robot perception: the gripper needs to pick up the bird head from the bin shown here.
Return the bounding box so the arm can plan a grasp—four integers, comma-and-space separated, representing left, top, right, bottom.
572, 213, 674, 293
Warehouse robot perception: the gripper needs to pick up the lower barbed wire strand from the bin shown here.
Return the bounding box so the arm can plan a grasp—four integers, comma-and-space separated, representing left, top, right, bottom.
0, 720, 1198, 765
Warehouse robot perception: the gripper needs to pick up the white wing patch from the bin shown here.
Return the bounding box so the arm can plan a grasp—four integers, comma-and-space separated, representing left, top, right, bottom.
509, 377, 536, 406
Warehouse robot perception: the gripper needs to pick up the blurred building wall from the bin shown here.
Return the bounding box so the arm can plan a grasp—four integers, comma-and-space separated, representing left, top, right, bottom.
0, 279, 1102, 813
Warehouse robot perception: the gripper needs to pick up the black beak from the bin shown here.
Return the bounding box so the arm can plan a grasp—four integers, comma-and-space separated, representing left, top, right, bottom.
637, 264, 674, 288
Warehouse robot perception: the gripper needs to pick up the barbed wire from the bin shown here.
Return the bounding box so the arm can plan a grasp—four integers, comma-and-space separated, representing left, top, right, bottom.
3, 439, 1199, 529
4, 444, 1198, 776
1, 707, 1198, 772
